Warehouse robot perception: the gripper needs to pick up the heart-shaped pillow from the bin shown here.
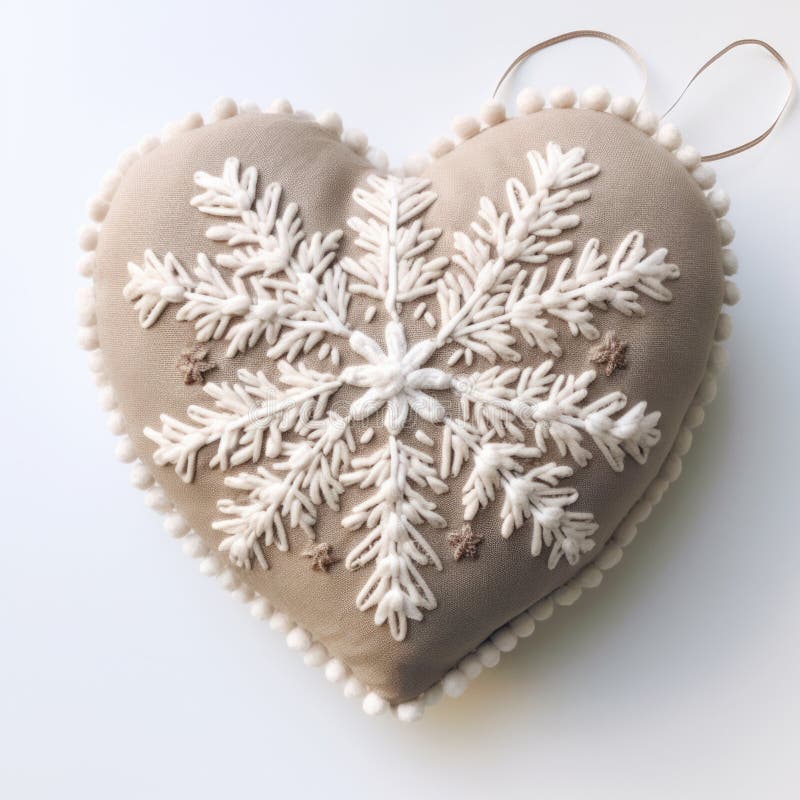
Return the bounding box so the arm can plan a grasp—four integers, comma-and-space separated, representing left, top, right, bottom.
77, 88, 737, 720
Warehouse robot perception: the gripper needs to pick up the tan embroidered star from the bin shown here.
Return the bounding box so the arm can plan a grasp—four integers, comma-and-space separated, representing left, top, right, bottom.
177, 343, 215, 384
590, 331, 628, 377
448, 523, 484, 561
303, 542, 339, 572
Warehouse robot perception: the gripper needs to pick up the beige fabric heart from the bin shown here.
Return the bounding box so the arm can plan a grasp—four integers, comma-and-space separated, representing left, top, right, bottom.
79, 94, 736, 718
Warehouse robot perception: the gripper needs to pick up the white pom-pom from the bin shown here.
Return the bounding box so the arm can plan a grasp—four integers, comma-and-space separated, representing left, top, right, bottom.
182, 534, 207, 559
316, 110, 343, 136
362, 692, 388, 716
549, 85, 576, 108
396, 699, 425, 722
181, 112, 204, 131
92, 371, 109, 388
99, 169, 122, 200
476, 642, 501, 668
144, 486, 171, 512
715, 313, 733, 341
634, 109, 659, 135
674, 428, 694, 456
718, 219, 735, 245
303, 643, 328, 668
646, 478, 669, 504
554, 582, 582, 607
452, 115, 481, 141
709, 343, 729, 373
343, 676, 365, 699
77, 252, 96, 278
424, 683, 444, 707
708, 188, 730, 217
721, 249, 738, 276
579, 567, 603, 589
115, 436, 136, 463
78, 224, 99, 252
268, 97, 293, 114
117, 147, 139, 173
129, 462, 153, 490
164, 513, 190, 538
199, 556, 221, 577
614, 521, 639, 547
148, 118, 175, 145
610, 95, 637, 120
138, 134, 160, 154
403, 153, 428, 177
580, 85, 610, 111
516, 87, 545, 115
324, 658, 348, 683
211, 97, 238, 121
724, 280, 740, 306
239, 100, 260, 114
509, 612, 536, 638
655, 123, 682, 150
342, 128, 368, 156
286, 626, 312, 652
693, 163, 716, 190
458, 654, 483, 680
490, 627, 518, 653
97, 384, 115, 410
531, 597, 554, 621
480, 99, 506, 126
428, 136, 454, 159
675, 145, 702, 170
106, 410, 126, 436
232, 586, 253, 604
367, 148, 389, 172
77, 326, 99, 350
442, 669, 469, 698
269, 611, 291, 634
218, 569, 238, 591
87, 196, 110, 223
87, 349, 104, 373
685, 404, 705, 429
77, 289, 97, 326
596, 544, 623, 570
250, 597, 272, 620
630, 500, 653, 524
661, 454, 683, 482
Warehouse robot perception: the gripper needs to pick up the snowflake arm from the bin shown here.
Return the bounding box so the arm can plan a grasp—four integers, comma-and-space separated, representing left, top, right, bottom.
438, 143, 679, 363
448, 361, 660, 474
213, 417, 355, 569
443, 418, 598, 567
143, 363, 341, 482
342, 175, 449, 318
342, 435, 447, 641
124, 158, 349, 363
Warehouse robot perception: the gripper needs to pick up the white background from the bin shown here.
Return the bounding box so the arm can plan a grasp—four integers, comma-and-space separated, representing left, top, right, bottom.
1, 1, 798, 797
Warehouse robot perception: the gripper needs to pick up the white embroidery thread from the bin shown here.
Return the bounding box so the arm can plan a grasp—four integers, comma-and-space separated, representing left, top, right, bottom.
125, 145, 678, 641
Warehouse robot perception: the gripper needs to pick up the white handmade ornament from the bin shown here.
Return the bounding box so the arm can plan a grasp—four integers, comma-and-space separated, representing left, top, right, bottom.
79, 32, 794, 720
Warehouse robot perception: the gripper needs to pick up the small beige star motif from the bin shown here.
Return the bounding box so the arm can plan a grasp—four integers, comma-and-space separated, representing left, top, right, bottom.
590, 331, 628, 377
448, 523, 484, 561
177, 344, 215, 384
303, 542, 339, 572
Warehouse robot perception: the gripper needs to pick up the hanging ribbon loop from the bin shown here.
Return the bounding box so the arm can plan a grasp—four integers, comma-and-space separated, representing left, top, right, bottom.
492, 30, 648, 104
662, 39, 795, 162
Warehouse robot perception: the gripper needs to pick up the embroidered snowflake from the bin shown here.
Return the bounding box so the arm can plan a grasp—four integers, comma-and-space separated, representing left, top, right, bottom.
125, 145, 679, 641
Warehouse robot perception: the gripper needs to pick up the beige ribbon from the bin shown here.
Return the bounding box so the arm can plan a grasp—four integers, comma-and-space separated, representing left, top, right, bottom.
492, 30, 648, 104
662, 39, 795, 162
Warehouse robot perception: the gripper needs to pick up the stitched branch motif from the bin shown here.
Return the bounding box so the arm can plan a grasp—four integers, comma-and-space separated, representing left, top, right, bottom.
126, 146, 678, 641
